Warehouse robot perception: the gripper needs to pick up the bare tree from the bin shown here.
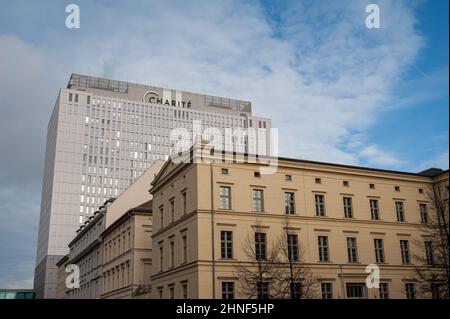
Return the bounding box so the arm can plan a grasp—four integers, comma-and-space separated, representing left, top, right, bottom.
413, 183, 449, 298
235, 223, 280, 299
271, 219, 318, 299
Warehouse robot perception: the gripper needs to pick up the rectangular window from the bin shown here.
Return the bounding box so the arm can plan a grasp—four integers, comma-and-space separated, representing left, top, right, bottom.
291, 282, 302, 299
321, 283, 333, 299
182, 284, 188, 299
347, 237, 358, 263
87, 96, 90, 104
343, 197, 353, 218
287, 234, 299, 262
252, 189, 264, 212
257, 282, 269, 299
370, 199, 380, 220
159, 206, 164, 229
159, 246, 163, 271
346, 284, 366, 299
181, 235, 187, 264
285, 175, 292, 181
182, 191, 187, 215
405, 283, 416, 299
420, 203, 428, 224
400, 240, 410, 264
74, 94, 78, 103
284, 192, 295, 214
318, 236, 329, 262
221, 231, 233, 259
254, 171, 261, 178
343, 181, 349, 187
220, 186, 231, 210
255, 233, 267, 261
222, 282, 234, 299
425, 241, 434, 265
315, 194, 326, 217
431, 284, 441, 299
396, 201, 405, 222
379, 283, 389, 299
395, 186, 400, 192
170, 199, 175, 223
170, 241, 174, 268
221, 168, 229, 175
369, 183, 375, 189
315, 178, 322, 184
69, 92, 73, 102
169, 286, 174, 299
374, 239, 385, 263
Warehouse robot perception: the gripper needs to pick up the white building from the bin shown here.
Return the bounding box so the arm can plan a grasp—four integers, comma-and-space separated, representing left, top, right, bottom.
34, 73, 272, 298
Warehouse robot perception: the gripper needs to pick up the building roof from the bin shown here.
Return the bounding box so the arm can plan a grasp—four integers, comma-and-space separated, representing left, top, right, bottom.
277, 156, 448, 178
418, 168, 448, 177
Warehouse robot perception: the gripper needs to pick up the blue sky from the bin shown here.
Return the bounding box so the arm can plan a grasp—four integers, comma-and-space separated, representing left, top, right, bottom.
0, 0, 448, 288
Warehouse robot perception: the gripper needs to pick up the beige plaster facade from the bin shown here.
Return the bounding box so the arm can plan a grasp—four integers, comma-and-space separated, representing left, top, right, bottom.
100, 201, 153, 299
150, 146, 449, 299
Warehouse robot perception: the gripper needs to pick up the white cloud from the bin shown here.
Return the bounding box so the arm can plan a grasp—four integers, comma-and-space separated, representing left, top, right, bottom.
359, 145, 406, 167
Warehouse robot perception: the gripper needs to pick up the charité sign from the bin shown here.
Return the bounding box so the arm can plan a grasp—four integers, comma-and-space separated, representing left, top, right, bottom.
142, 91, 192, 108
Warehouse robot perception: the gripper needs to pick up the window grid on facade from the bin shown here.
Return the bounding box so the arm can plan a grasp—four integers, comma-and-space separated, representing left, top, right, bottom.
321, 283, 333, 299
318, 236, 329, 262
182, 235, 187, 263
182, 284, 188, 299
257, 282, 269, 299
284, 192, 295, 214
159, 246, 163, 271
290, 282, 302, 299
396, 201, 405, 222
287, 234, 299, 262
425, 241, 434, 265
400, 240, 410, 264
431, 284, 440, 299
255, 233, 267, 261
370, 199, 380, 220
374, 239, 385, 263
222, 282, 234, 299
170, 241, 174, 268
221, 231, 233, 259
252, 189, 264, 212
220, 186, 231, 210
346, 237, 358, 263
420, 203, 428, 224
182, 191, 187, 215
346, 284, 366, 299
315, 194, 326, 217
379, 283, 389, 299
170, 199, 174, 223
343, 197, 353, 218
405, 283, 416, 299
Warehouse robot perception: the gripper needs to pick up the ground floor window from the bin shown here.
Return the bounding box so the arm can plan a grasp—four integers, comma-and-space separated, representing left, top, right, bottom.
221, 282, 234, 299
346, 283, 367, 299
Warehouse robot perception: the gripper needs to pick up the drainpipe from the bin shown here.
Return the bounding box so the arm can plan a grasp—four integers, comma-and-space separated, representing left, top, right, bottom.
210, 162, 216, 299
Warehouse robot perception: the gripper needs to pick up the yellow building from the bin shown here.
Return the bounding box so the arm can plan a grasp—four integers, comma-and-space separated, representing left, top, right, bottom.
150, 145, 448, 299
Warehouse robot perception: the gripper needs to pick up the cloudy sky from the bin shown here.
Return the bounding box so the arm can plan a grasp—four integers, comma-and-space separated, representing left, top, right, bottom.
0, 0, 448, 288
